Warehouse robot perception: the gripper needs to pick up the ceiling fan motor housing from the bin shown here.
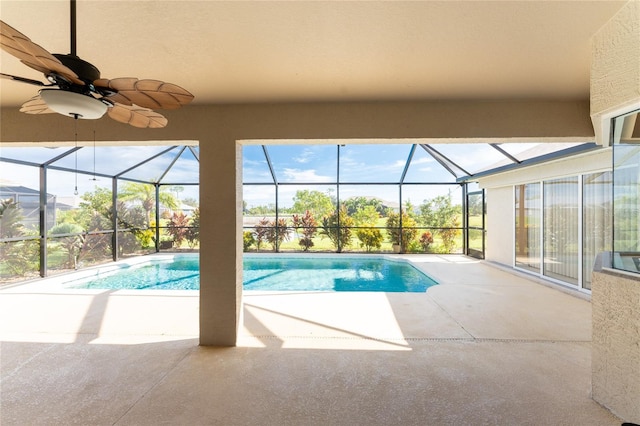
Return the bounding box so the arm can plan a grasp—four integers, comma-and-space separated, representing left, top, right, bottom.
52, 53, 100, 83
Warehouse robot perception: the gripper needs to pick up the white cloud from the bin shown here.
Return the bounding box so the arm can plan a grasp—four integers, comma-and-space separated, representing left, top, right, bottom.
282, 168, 332, 182
293, 148, 316, 164
411, 157, 435, 165
391, 156, 433, 168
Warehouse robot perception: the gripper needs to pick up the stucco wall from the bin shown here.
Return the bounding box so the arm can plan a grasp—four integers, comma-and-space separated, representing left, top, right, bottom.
590, 0, 640, 145
484, 186, 513, 266
592, 270, 640, 423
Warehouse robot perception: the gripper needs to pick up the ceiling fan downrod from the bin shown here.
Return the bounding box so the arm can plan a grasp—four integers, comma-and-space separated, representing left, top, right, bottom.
52, 0, 100, 85
70, 0, 76, 57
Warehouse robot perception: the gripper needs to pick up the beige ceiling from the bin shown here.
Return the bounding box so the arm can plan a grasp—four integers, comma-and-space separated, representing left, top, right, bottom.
0, 0, 628, 108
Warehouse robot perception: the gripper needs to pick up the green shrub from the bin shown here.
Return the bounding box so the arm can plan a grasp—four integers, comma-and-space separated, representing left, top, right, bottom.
186, 208, 200, 248
49, 223, 85, 268
243, 231, 256, 251
386, 210, 418, 249
355, 228, 383, 252
439, 226, 460, 253
320, 207, 353, 252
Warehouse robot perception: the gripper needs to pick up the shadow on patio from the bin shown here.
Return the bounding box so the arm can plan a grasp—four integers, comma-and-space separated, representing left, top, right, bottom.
0, 256, 621, 425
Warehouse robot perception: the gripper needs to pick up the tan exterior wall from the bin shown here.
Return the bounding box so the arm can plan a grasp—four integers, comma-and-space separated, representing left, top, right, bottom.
484, 186, 513, 266
590, 0, 640, 145
592, 270, 640, 423
1, 100, 595, 143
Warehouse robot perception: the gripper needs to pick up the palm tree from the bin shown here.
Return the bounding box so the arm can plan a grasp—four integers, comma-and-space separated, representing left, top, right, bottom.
118, 182, 178, 227
0, 199, 24, 238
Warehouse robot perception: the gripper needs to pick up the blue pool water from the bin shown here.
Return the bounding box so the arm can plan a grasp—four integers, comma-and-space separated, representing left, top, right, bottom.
68, 256, 438, 292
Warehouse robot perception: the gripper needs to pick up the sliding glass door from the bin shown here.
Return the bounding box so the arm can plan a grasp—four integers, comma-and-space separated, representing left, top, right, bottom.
583, 172, 612, 289
543, 177, 579, 285
515, 172, 612, 290
466, 189, 485, 259
515, 183, 540, 273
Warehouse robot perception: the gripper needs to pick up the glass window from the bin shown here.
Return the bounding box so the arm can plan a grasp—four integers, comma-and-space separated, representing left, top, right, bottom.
612, 111, 640, 274
543, 177, 579, 285
515, 183, 541, 273
583, 172, 612, 289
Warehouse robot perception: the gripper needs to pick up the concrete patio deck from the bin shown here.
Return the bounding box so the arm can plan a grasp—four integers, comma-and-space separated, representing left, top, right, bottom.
0, 255, 622, 425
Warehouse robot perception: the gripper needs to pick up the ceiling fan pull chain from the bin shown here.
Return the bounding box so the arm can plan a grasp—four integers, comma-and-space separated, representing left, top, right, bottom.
73, 115, 79, 195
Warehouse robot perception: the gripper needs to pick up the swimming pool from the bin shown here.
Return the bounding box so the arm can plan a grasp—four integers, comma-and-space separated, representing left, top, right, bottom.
66, 254, 437, 292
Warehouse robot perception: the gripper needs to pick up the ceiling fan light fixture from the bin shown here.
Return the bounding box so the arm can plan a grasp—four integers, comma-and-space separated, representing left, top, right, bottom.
39, 89, 107, 119
2, 15, 192, 128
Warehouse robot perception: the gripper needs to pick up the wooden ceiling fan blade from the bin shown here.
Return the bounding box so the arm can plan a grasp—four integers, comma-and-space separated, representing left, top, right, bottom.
107, 103, 168, 128
0, 20, 83, 85
0, 72, 45, 86
94, 77, 194, 110
94, 78, 136, 106
99, 92, 132, 106
20, 95, 55, 114
138, 81, 195, 110
94, 77, 138, 91
135, 80, 194, 109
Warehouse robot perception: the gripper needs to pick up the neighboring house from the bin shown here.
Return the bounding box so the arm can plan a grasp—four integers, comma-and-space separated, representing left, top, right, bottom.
0, 184, 56, 230
159, 203, 197, 219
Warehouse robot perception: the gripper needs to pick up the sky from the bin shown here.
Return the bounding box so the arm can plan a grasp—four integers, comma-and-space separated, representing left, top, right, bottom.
1, 142, 583, 209
241, 143, 546, 208
0, 145, 200, 205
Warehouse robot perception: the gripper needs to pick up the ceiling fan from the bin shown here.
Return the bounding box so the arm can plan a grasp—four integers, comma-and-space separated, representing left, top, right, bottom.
0, 0, 194, 128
